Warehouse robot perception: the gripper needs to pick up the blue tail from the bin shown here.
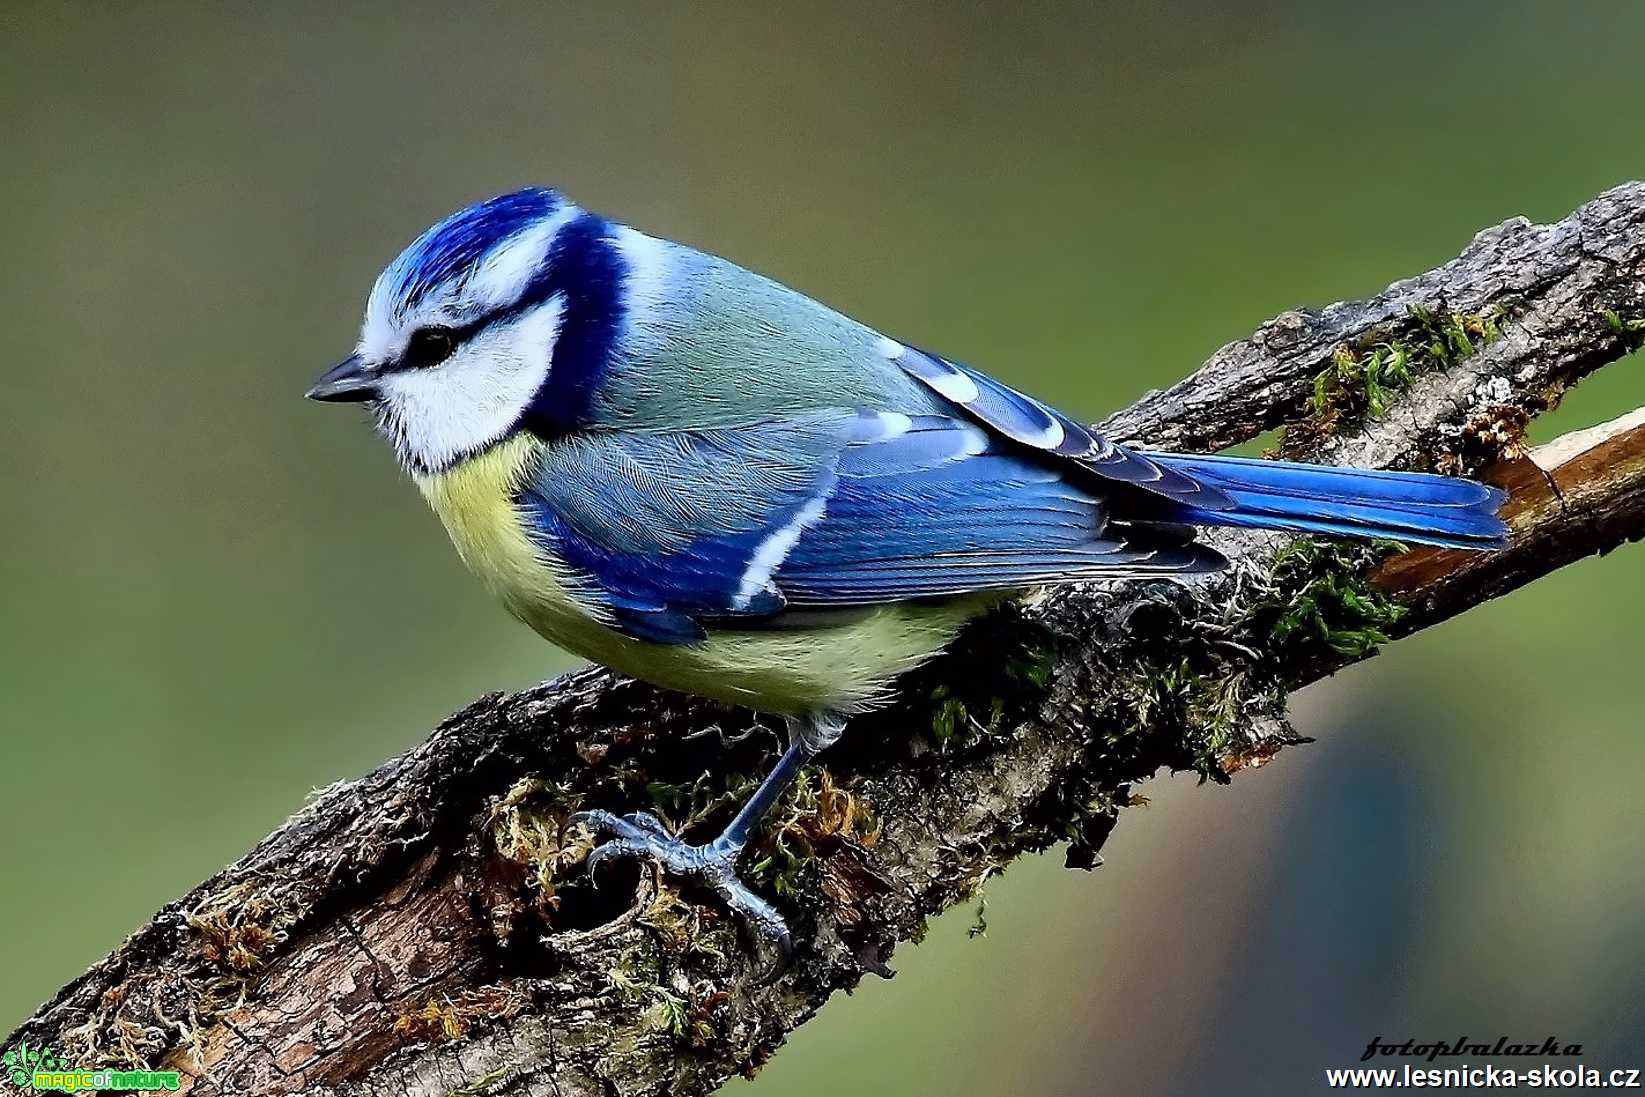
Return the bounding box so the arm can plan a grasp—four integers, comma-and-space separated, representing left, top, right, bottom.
1147, 452, 1509, 550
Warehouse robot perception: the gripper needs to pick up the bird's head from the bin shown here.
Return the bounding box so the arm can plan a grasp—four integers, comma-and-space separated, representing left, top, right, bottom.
308, 187, 614, 474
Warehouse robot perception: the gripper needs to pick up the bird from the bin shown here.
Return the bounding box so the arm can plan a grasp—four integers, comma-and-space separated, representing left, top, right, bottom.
308, 187, 1507, 959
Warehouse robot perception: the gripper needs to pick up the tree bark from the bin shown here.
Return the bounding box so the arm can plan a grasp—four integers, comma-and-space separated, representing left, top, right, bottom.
10, 184, 1645, 1097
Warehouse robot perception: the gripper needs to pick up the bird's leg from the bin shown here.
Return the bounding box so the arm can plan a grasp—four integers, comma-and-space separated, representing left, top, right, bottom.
573, 711, 846, 966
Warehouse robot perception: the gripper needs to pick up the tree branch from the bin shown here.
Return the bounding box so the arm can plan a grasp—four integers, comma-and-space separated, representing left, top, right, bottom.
11, 184, 1645, 1097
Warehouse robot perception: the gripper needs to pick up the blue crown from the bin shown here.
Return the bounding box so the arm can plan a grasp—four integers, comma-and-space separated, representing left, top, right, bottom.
388, 187, 564, 313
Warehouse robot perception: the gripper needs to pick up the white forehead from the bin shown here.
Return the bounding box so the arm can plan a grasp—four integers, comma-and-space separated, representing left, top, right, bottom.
358, 202, 580, 364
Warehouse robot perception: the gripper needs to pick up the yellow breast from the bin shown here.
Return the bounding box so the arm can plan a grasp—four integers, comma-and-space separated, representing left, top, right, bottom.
415, 435, 987, 715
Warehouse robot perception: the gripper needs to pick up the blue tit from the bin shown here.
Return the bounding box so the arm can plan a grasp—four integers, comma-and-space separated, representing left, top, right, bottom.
308, 187, 1506, 956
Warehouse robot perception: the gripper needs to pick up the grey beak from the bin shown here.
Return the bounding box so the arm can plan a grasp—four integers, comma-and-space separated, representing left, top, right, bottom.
306, 354, 380, 403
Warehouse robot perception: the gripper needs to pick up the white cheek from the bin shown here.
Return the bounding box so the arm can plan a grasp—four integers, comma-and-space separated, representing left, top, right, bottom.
379, 296, 565, 470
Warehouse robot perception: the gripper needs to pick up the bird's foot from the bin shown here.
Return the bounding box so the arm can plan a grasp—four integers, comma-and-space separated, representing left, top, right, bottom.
572, 809, 792, 968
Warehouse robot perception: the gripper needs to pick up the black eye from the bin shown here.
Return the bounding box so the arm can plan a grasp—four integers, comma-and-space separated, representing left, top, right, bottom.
402, 327, 458, 370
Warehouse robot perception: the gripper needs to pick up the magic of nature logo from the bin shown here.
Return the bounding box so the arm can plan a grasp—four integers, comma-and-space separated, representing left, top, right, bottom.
3, 1041, 180, 1093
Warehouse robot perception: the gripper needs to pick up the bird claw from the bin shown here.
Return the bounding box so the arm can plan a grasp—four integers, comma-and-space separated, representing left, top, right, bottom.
572, 809, 793, 972
580, 808, 672, 840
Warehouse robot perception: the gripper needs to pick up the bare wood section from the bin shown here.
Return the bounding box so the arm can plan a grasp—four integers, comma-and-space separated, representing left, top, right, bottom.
1377, 407, 1645, 621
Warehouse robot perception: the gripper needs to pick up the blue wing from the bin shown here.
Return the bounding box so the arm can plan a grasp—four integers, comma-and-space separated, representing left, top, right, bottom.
773, 415, 1224, 603
878, 341, 1505, 549
517, 411, 1224, 643
882, 340, 1235, 511
518, 414, 842, 643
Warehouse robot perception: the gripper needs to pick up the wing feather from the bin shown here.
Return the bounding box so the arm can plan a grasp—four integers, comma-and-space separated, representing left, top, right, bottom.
881, 339, 1235, 510
516, 411, 1223, 642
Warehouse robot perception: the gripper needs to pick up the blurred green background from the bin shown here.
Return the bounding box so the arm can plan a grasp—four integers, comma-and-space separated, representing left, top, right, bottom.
3, 2, 1643, 1093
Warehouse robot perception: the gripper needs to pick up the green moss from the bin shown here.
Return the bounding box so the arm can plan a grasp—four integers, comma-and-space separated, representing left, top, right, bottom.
186, 878, 304, 975
488, 777, 590, 918
1004, 644, 1058, 690
1115, 657, 1259, 777
747, 837, 810, 897
1409, 303, 1505, 361
61, 877, 311, 1071
746, 768, 879, 897
605, 958, 730, 1048
1603, 308, 1645, 350
1313, 341, 1412, 419
1263, 537, 1408, 659
640, 766, 761, 837
1603, 308, 1645, 334
652, 988, 692, 1040
607, 963, 690, 1039
927, 686, 973, 742
917, 630, 1056, 747
1302, 304, 1508, 434
745, 768, 821, 895
1104, 536, 1408, 781
394, 984, 531, 1046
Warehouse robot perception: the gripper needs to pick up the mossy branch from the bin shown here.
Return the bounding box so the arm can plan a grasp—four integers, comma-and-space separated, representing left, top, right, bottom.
10, 184, 1645, 1097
